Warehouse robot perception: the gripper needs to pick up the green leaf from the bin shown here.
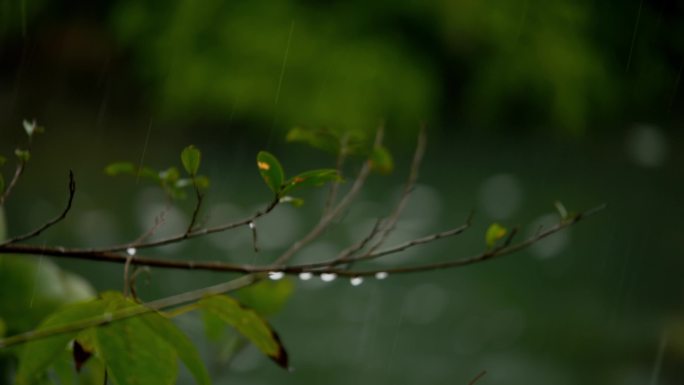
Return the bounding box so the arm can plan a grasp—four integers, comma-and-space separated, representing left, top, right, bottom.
93, 294, 178, 385
140, 312, 211, 385
14, 149, 30, 162
235, 279, 294, 317
0, 155, 6, 166
181, 145, 201, 176
370, 145, 394, 174
15, 299, 109, 385
198, 295, 289, 369
256, 151, 285, 195
281, 169, 341, 195
485, 223, 508, 248
286, 127, 341, 153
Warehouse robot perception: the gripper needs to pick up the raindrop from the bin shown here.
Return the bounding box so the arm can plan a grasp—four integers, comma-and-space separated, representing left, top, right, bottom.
126, 247, 137, 256
320, 273, 337, 282
350, 276, 364, 286
268, 271, 285, 280
375, 271, 389, 280
298, 272, 313, 281
248, 221, 255, 229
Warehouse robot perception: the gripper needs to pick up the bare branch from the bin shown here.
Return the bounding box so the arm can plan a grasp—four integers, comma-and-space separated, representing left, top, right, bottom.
2, 171, 76, 245
362, 125, 427, 255
468, 370, 487, 385
0, 158, 27, 206
0, 205, 605, 277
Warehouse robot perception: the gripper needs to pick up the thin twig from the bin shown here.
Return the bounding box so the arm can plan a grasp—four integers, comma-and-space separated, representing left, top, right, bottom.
334, 218, 383, 262
0, 159, 27, 206
132, 208, 168, 245
362, 125, 427, 255
2, 171, 76, 245
83, 197, 279, 253
249, 221, 259, 253
323, 134, 349, 215
185, 182, 204, 234
468, 370, 487, 385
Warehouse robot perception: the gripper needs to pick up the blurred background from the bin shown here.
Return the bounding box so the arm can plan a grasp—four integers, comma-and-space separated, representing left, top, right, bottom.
1, 0, 683, 384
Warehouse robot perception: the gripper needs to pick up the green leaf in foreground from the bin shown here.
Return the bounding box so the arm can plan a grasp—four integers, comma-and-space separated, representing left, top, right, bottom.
370, 145, 394, 174
256, 151, 285, 195
94, 301, 178, 385
15, 299, 108, 385
181, 145, 201, 176
485, 223, 508, 248
198, 295, 289, 368
94, 292, 209, 385
281, 169, 341, 195
140, 312, 211, 385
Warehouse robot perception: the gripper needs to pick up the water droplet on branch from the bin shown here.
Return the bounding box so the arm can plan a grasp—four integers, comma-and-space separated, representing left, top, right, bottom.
375, 271, 388, 280
268, 271, 284, 280
126, 247, 137, 256
298, 272, 313, 281
350, 277, 364, 286
320, 273, 337, 282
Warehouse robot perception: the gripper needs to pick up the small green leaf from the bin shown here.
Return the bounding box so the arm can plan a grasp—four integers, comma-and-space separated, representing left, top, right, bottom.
370, 145, 394, 174
256, 151, 285, 195
181, 145, 201, 176
0, 155, 6, 166
15, 299, 109, 385
554, 201, 569, 220
14, 149, 30, 162
198, 295, 289, 369
485, 223, 508, 248
279, 196, 305, 207
23, 120, 44, 137
281, 169, 341, 195
235, 279, 294, 317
